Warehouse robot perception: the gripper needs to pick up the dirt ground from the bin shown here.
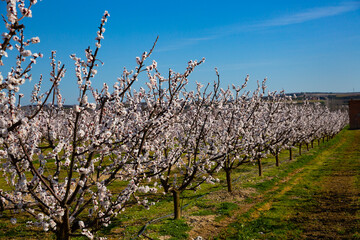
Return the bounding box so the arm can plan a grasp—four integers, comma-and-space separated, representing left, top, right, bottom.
187, 129, 360, 239
296, 131, 360, 239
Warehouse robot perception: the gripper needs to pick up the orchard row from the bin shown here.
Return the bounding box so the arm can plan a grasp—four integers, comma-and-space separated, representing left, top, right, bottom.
0, 1, 347, 239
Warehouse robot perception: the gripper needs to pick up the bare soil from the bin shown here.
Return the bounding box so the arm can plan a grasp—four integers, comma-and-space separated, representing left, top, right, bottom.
187, 167, 306, 238
296, 132, 360, 239
187, 130, 360, 239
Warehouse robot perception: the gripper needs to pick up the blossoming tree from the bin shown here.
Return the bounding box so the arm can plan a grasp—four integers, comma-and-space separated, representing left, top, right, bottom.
0, 1, 349, 239
0, 1, 204, 238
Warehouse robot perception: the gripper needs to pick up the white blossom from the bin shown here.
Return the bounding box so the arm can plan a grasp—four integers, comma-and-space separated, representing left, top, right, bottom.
21, 50, 32, 57
30, 37, 40, 44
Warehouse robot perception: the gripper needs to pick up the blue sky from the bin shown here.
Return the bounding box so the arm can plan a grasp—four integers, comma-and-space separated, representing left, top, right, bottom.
1, 0, 360, 104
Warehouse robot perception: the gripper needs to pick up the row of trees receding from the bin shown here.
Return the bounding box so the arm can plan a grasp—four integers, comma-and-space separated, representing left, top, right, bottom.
0, 1, 348, 239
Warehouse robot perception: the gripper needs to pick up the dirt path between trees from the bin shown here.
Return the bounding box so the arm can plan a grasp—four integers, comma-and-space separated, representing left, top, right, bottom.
188, 129, 360, 239
187, 166, 307, 239
296, 130, 360, 239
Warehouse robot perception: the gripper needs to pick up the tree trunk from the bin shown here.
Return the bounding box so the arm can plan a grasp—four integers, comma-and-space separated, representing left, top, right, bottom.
225, 169, 232, 193
299, 143, 302, 155
322, 137, 325, 143
275, 152, 279, 167
318, 139, 320, 146
257, 158, 263, 177
306, 143, 309, 151
56, 229, 70, 240
56, 211, 70, 240
289, 148, 293, 160
0, 198, 4, 212
56, 217, 70, 240
172, 190, 181, 219
311, 140, 314, 148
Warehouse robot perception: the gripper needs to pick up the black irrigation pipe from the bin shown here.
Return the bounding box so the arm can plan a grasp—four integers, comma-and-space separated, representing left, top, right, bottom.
132, 169, 250, 240
132, 141, 327, 239
133, 162, 292, 239
131, 192, 209, 240
133, 162, 277, 239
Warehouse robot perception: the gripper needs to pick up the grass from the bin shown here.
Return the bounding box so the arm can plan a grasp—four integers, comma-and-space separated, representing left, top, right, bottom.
220, 128, 360, 239
216, 202, 238, 217
192, 209, 214, 216
0, 213, 53, 239
158, 219, 191, 240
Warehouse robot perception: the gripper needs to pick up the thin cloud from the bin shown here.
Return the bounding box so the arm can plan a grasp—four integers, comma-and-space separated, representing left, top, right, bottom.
258, 1, 360, 27
156, 37, 216, 52
158, 1, 360, 52
156, 39, 201, 52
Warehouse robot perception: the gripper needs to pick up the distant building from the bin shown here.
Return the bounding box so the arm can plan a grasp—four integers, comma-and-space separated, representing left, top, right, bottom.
349, 100, 360, 129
